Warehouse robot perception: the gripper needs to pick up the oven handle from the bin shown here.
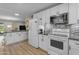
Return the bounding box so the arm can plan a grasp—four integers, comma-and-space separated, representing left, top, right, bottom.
55, 39, 66, 42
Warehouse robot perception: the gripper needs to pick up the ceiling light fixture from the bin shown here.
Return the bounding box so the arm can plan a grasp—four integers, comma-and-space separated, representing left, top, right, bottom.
14, 13, 20, 16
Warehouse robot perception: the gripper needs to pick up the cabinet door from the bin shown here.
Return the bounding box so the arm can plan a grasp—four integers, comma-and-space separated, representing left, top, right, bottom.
21, 32, 27, 40
41, 11, 46, 26
58, 4, 68, 14
76, 3, 79, 23
69, 40, 79, 55
6, 33, 16, 44
43, 35, 49, 51
50, 6, 58, 16
39, 35, 45, 50
69, 3, 78, 24
39, 35, 43, 48
45, 9, 51, 24
39, 35, 49, 51
5, 33, 12, 45
37, 12, 42, 25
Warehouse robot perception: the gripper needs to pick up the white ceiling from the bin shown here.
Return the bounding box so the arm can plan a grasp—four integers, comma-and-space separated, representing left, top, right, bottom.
0, 3, 59, 22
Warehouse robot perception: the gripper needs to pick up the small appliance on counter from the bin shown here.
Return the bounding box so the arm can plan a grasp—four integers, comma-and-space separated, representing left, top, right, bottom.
38, 25, 44, 34
38, 23, 51, 35
50, 13, 68, 24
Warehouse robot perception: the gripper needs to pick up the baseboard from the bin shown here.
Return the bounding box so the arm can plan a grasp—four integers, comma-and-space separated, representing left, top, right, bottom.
7, 39, 28, 46
39, 47, 48, 54
48, 49, 58, 55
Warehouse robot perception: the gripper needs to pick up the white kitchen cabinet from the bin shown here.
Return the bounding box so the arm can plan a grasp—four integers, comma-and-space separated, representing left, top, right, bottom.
33, 9, 50, 26
44, 35, 49, 51
50, 4, 68, 16
36, 11, 46, 26
76, 3, 79, 23
45, 9, 51, 24
38, 9, 50, 27
39, 35, 45, 51
50, 6, 58, 16
6, 33, 15, 45
57, 3, 68, 14
69, 40, 79, 55
39, 35, 42, 47
69, 3, 78, 24
18, 32, 27, 41
5, 32, 27, 45
34, 4, 69, 25
36, 12, 42, 25
41, 11, 46, 26
39, 35, 49, 51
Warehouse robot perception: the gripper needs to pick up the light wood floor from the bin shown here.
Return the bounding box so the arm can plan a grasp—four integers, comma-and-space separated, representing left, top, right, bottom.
0, 41, 48, 55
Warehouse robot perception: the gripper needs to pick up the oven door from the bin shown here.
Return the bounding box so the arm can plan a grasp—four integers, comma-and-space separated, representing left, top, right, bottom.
49, 35, 68, 55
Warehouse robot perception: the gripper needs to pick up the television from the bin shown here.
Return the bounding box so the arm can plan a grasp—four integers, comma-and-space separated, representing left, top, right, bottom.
19, 25, 26, 31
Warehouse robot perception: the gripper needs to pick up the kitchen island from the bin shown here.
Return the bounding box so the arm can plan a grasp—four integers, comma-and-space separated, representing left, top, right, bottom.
4, 31, 28, 45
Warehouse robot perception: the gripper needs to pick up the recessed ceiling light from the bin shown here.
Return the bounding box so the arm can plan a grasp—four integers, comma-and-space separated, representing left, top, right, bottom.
14, 13, 20, 16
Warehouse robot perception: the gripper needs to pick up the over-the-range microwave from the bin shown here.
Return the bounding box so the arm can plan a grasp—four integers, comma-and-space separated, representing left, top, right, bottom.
50, 13, 68, 24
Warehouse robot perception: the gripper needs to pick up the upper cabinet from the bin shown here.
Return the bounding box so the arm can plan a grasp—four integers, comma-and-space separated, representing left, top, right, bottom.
40, 11, 46, 25
50, 6, 58, 16
33, 3, 79, 25
50, 4, 68, 16
50, 4, 69, 24
76, 3, 79, 23
37, 12, 43, 25
58, 3, 68, 14
45, 9, 51, 24
69, 3, 78, 24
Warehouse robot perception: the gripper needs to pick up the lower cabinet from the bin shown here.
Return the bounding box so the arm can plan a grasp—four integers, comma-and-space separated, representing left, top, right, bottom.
5, 32, 27, 45
39, 35, 49, 52
69, 40, 79, 55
